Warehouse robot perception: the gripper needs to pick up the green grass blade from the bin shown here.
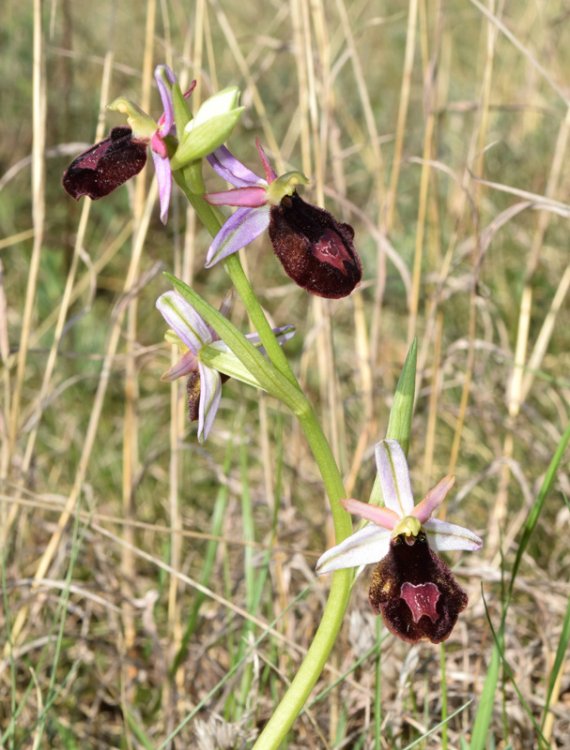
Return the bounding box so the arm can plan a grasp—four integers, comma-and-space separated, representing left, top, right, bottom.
540, 590, 570, 737
470, 422, 569, 749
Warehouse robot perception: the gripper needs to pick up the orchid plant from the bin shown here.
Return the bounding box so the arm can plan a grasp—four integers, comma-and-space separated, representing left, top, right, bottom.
62, 66, 482, 750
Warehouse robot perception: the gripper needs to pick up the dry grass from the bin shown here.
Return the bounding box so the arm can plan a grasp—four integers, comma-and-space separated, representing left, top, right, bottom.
1, 0, 569, 748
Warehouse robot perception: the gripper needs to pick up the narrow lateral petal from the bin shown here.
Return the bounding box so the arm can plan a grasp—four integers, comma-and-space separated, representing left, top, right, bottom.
205, 205, 270, 268
341, 498, 399, 530
375, 439, 415, 518
315, 525, 391, 575
255, 140, 277, 182
151, 151, 172, 224
205, 186, 267, 208
156, 291, 212, 353
424, 518, 483, 552
197, 363, 222, 442
161, 349, 198, 381
413, 475, 455, 524
207, 145, 265, 187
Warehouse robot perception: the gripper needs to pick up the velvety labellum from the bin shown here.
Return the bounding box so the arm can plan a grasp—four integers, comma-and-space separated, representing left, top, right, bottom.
62, 127, 147, 201
268, 192, 362, 299
369, 533, 468, 644
186, 370, 201, 423
186, 370, 229, 425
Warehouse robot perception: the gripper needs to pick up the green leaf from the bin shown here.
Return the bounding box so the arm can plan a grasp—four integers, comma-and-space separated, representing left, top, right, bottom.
386, 337, 417, 453
369, 339, 417, 505
470, 422, 570, 750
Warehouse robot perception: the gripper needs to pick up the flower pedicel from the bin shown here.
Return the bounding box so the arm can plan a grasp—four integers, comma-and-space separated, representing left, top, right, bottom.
316, 439, 482, 643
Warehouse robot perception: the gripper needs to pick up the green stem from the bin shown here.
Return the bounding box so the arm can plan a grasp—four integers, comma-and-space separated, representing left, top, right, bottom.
251, 408, 353, 750
225, 256, 298, 387
440, 643, 448, 750
174, 167, 354, 748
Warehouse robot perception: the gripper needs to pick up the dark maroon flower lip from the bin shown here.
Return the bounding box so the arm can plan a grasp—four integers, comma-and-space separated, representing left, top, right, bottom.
369, 533, 468, 644
62, 127, 148, 201
269, 192, 362, 299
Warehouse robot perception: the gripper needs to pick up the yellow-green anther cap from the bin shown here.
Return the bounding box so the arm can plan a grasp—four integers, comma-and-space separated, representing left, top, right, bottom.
392, 515, 422, 539
265, 171, 309, 205
107, 98, 157, 138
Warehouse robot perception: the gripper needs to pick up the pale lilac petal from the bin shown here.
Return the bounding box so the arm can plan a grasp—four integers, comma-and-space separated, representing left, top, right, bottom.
197, 363, 222, 442
315, 525, 391, 575
341, 498, 399, 530
205, 186, 267, 208
424, 518, 483, 552
161, 349, 198, 381
413, 475, 455, 524
155, 65, 176, 136
151, 151, 172, 224
205, 205, 270, 268
156, 291, 212, 353
207, 145, 265, 187
375, 439, 415, 518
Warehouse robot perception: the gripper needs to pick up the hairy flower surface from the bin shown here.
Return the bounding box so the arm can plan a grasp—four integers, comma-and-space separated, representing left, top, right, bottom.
205, 142, 362, 298
63, 65, 183, 223
156, 290, 294, 441
316, 439, 482, 643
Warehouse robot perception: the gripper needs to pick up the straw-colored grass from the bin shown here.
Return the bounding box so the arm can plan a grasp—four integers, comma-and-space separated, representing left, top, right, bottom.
1, 0, 569, 747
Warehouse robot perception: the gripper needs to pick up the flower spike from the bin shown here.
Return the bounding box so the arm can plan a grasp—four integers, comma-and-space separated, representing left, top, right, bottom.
316, 439, 482, 643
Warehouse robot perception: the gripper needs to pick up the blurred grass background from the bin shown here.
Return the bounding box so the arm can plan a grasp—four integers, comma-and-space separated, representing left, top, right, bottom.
1, 0, 569, 747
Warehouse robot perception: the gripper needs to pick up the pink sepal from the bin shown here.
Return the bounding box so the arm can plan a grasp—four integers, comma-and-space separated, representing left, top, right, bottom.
205, 186, 267, 208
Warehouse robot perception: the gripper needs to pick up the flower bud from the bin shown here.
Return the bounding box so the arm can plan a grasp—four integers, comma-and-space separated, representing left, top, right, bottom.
170, 87, 244, 169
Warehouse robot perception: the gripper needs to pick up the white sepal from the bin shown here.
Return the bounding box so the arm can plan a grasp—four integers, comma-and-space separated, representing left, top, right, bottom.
375, 439, 415, 518
315, 525, 391, 576
156, 291, 211, 354
424, 518, 483, 552
197, 363, 222, 443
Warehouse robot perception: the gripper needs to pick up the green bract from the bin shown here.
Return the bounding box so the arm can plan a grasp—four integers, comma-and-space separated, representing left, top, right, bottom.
199, 342, 275, 390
